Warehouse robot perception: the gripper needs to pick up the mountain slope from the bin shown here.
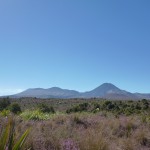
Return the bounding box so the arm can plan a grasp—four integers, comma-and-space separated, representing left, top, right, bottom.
134, 93, 150, 99
81, 83, 137, 99
9, 83, 150, 100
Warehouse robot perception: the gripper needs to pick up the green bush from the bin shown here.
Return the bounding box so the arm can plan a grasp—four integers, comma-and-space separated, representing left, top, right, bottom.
38, 103, 55, 113
93, 102, 101, 109
66, 103, 89, 113
0, 98, 10, 111
107, 103, 115, 110
9, 103, 21, 114
0, 109, 10, 117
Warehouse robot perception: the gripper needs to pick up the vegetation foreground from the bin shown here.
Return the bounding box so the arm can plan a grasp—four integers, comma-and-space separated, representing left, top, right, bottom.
0, 98, 150, 150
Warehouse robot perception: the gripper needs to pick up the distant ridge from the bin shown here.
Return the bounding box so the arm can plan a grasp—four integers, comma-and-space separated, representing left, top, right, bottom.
7, 83, 150, 100
12, 87, 79, 98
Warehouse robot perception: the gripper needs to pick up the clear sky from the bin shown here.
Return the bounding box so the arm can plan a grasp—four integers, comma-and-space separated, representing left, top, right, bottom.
0, 0, 150, 95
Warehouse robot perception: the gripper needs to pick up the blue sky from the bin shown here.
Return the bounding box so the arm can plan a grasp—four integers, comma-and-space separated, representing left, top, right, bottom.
0, 0, 150, 95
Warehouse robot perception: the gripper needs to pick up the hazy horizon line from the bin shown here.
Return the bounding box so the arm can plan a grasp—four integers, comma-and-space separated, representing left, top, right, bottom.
0, 83, 150, 96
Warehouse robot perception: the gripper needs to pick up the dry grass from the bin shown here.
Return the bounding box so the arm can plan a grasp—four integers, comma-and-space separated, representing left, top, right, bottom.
0, 113, 149, 150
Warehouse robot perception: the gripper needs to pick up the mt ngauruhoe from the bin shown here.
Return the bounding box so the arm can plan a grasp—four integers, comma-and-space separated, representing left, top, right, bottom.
9, 83, 150, 100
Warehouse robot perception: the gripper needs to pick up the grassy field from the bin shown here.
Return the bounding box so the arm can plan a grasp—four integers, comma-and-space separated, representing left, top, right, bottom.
0, 98, 150, 150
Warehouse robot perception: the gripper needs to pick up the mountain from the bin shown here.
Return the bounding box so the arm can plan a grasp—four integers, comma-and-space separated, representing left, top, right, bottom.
134, 93, 150, 100
8, 83, 150, 100
13, 87, 80, 98
81, 83, 137, 99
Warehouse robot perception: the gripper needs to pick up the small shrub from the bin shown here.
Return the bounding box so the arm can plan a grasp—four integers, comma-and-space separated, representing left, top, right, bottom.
0, 109, 10, 117
93, 108, 100, 113
66, 103, 89, 113
9, 103, 21, 114
38, 103, 55, 113
0, 98, 10, 111
107, 103, 115, 110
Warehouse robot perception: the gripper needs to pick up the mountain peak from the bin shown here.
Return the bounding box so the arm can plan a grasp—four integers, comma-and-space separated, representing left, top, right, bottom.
48, 87, 62, 90
87, 83, 121, 97
96, 83, 120, 91
100, 83, 117, 87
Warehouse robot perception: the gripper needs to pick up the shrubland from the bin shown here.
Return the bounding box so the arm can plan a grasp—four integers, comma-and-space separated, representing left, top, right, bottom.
0, 97, 149, 150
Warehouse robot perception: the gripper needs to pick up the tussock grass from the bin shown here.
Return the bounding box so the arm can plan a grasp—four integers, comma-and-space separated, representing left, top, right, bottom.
20, 110, 52, 120
0, 117, 30, 150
